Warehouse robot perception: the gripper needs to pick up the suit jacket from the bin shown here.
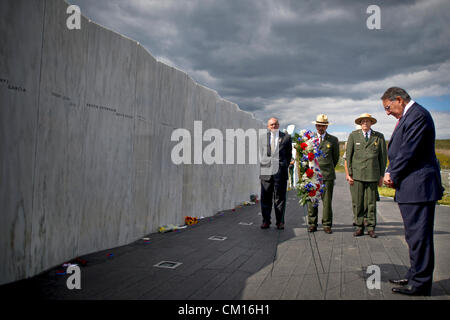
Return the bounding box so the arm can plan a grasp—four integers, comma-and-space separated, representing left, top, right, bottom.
346, 129, 387, 182
259, 131, 292, 181
387, 102, 443, 203
317, 133, 340, 181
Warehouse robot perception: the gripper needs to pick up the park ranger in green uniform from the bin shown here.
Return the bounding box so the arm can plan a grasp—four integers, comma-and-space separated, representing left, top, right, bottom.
346, 113, 387, 238
308, 114, 340, 234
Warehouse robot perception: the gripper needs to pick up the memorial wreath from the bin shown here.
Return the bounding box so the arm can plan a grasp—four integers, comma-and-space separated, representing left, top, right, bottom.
294, 129, 326, 207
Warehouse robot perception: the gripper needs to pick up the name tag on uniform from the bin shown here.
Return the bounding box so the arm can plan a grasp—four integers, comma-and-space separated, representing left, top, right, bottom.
374, 141, 378, 146
327, 144, 331, 148
356, 142, 361, 145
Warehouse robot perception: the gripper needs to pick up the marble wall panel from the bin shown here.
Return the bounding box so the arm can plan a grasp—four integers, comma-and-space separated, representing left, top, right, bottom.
1, 0, 264, 285
78, 20, 137, 254
0, 0, 44, 285
132, 45, 158, 237
30, 0, 90, 276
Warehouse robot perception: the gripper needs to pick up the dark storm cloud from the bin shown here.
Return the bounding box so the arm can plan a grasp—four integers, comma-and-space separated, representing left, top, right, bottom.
69, 0, 450, 138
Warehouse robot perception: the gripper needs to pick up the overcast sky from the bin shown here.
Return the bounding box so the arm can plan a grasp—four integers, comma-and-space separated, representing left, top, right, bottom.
69, 0, 450, 140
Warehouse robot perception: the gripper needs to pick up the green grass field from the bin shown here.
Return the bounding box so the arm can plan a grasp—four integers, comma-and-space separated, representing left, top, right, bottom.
339, 139, 450, 169
435, 139, 450, 169
337, 139, 450, 204
435, 140, 450, 150
378, 186, 450, 206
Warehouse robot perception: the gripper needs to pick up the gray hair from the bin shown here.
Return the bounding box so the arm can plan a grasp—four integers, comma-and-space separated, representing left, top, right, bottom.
381, 87, 411, 102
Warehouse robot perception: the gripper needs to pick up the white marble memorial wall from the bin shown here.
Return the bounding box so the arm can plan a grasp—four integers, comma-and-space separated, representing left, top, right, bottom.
0, 0, 263, 285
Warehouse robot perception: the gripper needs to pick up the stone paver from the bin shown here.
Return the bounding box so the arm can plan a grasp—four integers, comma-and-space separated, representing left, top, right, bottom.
1, 173, 449, 300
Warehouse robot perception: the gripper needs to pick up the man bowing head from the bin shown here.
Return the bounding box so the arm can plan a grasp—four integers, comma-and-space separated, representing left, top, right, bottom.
382, 87, 443, 296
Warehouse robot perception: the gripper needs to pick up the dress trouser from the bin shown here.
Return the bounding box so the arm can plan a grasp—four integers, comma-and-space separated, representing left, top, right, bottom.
288, 166, 294, 187
351, 185, 380, 224
307, 180, 334, 227
260, 175, 288, 225
398, 201, 436, 291
353, 180, 377, 231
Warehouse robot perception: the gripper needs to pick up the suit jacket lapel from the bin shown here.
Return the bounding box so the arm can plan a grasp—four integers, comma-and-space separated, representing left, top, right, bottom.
366, 131, 375, 147
267, 131, 284, 156
389, 103, 415, 145
319, 134, 324, 151
319, 133, 327, 149
278, 132, 285, 152
355, 131, 364, 147
390, 118, 403, 144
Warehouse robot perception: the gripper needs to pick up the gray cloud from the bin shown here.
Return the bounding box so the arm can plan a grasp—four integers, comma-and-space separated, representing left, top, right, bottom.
70, 0, 450, 138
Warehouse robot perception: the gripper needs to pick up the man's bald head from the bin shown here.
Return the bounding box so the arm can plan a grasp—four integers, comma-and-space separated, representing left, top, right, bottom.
267, 118, 280, 132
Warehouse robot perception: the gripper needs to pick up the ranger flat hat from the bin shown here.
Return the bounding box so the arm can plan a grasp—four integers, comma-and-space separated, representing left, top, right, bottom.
355, 113, 377, 125
312, 114, 331, 125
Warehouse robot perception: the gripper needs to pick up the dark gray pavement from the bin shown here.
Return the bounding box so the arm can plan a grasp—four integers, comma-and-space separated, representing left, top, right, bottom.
1, 173, 449, 300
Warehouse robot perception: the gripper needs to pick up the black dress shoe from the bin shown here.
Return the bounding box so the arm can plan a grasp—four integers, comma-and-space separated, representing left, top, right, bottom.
276, 223, 285, 230
392, 285, 431, 296
389, 278, 409, 285
260, 222, 270, 229
308, 226, 317, 232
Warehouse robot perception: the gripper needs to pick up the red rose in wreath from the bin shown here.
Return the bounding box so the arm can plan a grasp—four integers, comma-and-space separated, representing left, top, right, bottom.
306, 168, 314, 178
307, 152, 315, 161
300, 142, 308, 150
309, 190, 317, 197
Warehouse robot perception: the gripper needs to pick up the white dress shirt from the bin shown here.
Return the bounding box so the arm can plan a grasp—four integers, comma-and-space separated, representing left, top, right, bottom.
318, 132, 326, 144
403, 99, 415, 117
362, 129, 372, 139
270, 130, 279, 151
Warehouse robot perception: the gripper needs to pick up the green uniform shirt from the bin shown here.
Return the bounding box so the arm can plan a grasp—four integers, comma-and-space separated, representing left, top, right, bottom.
318, 133, 340, 181
346, 129, 387, 182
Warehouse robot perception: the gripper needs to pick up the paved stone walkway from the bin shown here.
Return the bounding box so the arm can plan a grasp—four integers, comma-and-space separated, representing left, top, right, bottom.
1, 173, 449, 300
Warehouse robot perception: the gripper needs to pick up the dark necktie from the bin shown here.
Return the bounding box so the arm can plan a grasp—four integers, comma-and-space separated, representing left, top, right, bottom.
365, 132, 368, 142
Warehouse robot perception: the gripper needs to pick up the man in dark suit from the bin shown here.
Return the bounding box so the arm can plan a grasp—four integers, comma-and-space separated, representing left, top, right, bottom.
382, 87, 443, 296
259, 117, 292, 230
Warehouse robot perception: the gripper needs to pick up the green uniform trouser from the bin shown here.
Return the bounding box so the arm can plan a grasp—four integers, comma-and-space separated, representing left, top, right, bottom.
289, 165, 294, 187
350, 183, 357, 224
353, 180, 377, 231
351, 186, 380, 224
308, 180, 334, 227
